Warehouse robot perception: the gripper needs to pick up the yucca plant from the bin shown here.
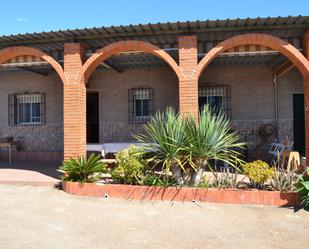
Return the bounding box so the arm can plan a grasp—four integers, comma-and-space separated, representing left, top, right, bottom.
136, 106, 245, 187
59, 154, 106, 183
135, 107, 186, 184
295, 167, 309, 208
183, 106, 244, 186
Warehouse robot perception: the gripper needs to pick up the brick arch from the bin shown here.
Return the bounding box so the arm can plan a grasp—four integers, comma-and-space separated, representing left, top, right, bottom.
195, 34, 309, 80
78, 40, 182, 84
0, 46, 66, 83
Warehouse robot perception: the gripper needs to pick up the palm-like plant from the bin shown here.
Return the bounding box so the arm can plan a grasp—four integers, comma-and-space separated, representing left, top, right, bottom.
184, 106, 244, 186
135, 107, 186, 184
136, 106, 245, 187
59, 154, 106, 183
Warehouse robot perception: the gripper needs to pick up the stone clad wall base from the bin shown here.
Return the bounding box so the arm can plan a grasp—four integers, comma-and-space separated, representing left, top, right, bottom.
62, 182, 299, 207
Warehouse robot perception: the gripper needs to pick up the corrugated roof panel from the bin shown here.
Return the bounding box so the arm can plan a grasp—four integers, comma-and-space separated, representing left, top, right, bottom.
0, 15, 307, 52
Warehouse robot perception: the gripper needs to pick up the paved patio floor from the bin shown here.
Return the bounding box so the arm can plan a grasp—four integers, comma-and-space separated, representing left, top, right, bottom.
0, 184, 308, 249
0, 161, 60, 186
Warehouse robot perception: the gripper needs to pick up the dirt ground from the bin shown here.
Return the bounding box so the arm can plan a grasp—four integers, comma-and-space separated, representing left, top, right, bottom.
0, 184, 308, 249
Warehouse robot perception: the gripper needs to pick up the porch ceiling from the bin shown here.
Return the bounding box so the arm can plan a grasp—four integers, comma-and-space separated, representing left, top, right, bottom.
0, 51, 289, 74
0, 15, 308, 54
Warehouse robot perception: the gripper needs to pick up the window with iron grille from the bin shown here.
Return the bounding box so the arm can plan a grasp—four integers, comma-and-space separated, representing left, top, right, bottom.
198, 85, 231, 117
128, 87, 153, 124
8, 92, 45, 126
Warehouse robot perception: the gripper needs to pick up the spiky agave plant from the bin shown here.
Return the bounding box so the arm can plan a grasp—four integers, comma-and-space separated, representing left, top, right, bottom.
59, 153, 106, 183
183, 106, 245, 186
135, 107, 186, 184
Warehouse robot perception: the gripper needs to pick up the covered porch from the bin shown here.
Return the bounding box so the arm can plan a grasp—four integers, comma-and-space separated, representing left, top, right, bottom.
0, 16, 308, 164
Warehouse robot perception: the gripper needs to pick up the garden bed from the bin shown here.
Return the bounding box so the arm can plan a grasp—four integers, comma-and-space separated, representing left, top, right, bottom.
62, 181, 299, 207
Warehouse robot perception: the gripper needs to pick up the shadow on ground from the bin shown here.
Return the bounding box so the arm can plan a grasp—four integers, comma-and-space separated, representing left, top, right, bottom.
0, 161, 61, 179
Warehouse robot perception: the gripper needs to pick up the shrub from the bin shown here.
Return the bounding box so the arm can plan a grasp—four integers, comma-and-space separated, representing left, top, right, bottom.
295, 167, 309, 208
111, 145, 145, 185
271, 168, 297, 192
242, 160, 274, 189
198, 176, 210, 189
211, 167, 241, 189
142, 173, 173, 187
59, 154, 106, 183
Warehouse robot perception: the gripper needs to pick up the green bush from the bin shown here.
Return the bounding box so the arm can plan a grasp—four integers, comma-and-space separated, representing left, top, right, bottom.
242, 160, 274, 189
142, 173, 173, 187
198, 176, 210, 189
111, 145, 145, 185
295, 167, 309, 208
59, 154, 106, 183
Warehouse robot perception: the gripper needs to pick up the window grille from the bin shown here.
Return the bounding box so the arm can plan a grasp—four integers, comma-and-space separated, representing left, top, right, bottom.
128, 87, 153, 124
198, 85, 231, 117
8, 92, 45, 126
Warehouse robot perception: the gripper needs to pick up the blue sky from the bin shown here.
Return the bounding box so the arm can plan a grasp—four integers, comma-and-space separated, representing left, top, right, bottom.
1, 0, 308, 35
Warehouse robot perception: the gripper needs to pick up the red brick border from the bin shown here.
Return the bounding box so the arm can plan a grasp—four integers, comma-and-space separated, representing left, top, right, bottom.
62, 182, 299, 207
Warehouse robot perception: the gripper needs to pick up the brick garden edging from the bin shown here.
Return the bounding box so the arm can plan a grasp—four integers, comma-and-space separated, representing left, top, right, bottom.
62, 181, 299, 207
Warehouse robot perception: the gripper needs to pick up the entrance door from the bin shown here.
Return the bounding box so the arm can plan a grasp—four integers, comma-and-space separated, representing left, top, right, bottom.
293, 94, 305, 156
87, 92, 99, 143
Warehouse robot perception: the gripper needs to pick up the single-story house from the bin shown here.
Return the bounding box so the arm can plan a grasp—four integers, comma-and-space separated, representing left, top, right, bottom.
0, 15, 309, 162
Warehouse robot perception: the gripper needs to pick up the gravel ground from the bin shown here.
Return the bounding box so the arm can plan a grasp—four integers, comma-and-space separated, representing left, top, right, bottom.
0, 184, 308, 249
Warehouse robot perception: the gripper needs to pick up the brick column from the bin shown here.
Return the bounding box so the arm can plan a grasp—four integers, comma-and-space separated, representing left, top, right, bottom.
303, 31, 309, 160
63, 43, 86, 160
178, 36, 198, 118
